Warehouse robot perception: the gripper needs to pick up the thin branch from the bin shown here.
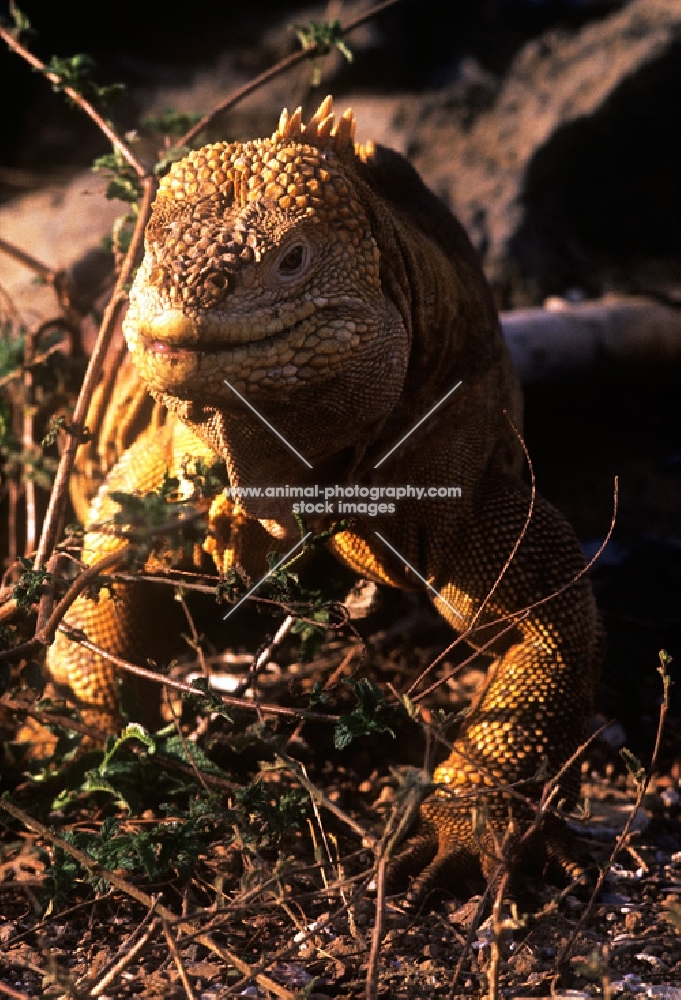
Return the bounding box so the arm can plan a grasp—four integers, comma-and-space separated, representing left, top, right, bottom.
3, 700, 113, 742
0, 235, 54, 280
160, 916, 196, 1000
553, 652, 671, 977
176, 589, 209, 680
165, 695, 210, 793
0, 341, 70, 389
276, 751, 376, 846
488, 875, 506, 1000
0, 549, 125, 663
32, 174, 156, 572
365, 854, 387, 1000
56, 622, 338, 723
448, 887, 493, 999
178, 0, 404, 147
90, 918, 160, 997
38, 549, 124, 644
0, 26, 146, 178
412, 613, 527, 703
0, 983, 32, 1000
22, 329, 36, 554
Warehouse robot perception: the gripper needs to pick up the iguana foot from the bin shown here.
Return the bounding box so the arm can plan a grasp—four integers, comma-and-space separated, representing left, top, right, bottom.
387, 793, 592, 907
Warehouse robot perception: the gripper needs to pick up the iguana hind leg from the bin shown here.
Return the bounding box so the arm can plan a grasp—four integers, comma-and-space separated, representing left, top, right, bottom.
386, 476, 600, 901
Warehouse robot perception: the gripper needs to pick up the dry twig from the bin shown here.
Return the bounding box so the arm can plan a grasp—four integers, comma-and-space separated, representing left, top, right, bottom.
178, 0, 404, 148
553, 652, 672, 979
0, 798, 298, 1000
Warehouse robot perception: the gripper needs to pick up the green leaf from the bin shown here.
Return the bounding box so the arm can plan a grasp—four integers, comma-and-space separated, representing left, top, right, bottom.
620, 746, 646, 785
12, 558, 51, 608
93, 151, 142, 205
6, 1, 33, 41
215, 567, 248, 604
0, 324, 25, 381
308, 681, 330, 708
183, 676, 233, 720
41, 53, 125, 108
235, 776, 309, 848
47, 841, 82, 904
293, 18, 352, 61
101, 724, 156, 772
157, 732, 231, 778
292, 18, 353, 87
334, 678, 395, 750
41, 414, 67, 448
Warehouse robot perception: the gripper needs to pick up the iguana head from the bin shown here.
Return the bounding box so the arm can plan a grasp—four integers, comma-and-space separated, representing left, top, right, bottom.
123, 97, 409, 461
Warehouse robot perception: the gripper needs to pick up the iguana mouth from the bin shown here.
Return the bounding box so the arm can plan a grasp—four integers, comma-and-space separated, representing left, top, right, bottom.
135, 305, 317, 357
140, 322, 306, 359
143, 339, 198, 357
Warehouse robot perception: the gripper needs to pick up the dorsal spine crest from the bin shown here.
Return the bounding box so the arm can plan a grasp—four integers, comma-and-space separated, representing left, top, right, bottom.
273, 95, 357, 158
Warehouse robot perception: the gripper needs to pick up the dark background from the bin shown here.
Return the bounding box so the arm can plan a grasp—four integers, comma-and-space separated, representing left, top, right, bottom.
0, 0, 625, 180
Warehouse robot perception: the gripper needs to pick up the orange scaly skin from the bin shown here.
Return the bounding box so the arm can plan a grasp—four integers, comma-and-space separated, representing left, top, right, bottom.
47, 97, 601, 898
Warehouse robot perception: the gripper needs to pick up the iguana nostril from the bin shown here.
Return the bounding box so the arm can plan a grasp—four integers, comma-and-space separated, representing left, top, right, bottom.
146, 309, 199, 347
197, 268, 234, 305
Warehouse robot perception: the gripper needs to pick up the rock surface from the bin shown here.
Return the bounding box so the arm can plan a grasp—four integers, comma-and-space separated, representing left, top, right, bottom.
409, 0, 681, 304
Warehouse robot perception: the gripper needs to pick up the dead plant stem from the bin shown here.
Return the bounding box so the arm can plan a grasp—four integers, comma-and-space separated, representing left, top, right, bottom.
365, 855, 387, 1000
33, 175, 156, 572
56, 622, 338, 722
0, 27, 146, 178
161, 916, 197, 1000
0, 798, 297, 1000
553, 653, 671, 976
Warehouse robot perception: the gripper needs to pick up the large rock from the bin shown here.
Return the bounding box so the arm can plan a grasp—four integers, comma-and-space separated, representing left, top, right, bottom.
0, 174, 119, 329
411, 0, 681, 305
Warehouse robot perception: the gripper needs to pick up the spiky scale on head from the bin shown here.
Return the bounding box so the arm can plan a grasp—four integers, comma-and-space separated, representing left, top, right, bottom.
137, 97, 371, 331
156, 95, 359, 218
137, 95, 376, 317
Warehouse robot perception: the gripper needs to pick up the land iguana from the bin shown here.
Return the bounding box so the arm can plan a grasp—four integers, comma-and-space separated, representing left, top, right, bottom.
47, 97, 601, 900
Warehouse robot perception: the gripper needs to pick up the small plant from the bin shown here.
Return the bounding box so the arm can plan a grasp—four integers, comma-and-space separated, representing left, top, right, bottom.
11, 557, 52, 608
334, 677, 396, 749
41, 53, 125, 108
293, 18, 354, 86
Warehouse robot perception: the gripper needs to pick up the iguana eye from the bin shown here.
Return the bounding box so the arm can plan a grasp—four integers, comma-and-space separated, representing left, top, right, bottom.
277, 243, 308, 277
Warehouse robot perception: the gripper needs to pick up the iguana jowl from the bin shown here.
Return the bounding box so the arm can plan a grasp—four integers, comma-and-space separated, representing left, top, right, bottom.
48, 96, 601, 898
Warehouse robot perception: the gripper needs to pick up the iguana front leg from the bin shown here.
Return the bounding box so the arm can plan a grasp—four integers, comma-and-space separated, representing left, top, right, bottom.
47, 419, 201, 729
47, 418, 278, 730
384, 476, 600, 900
